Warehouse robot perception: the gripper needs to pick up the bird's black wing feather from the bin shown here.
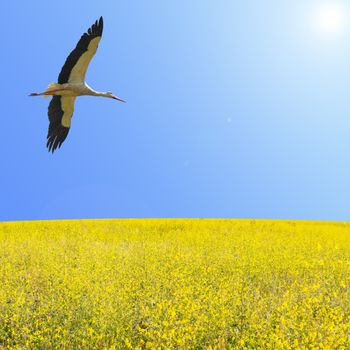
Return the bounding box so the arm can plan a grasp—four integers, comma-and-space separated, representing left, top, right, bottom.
47, 96, 70, 153
58, 16, 103, 84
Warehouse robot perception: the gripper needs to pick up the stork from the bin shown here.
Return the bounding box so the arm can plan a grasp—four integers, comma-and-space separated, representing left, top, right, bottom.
30, 16, 125, 153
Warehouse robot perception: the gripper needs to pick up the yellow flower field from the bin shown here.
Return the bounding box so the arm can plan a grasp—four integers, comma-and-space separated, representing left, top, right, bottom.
0, 219, 349, 349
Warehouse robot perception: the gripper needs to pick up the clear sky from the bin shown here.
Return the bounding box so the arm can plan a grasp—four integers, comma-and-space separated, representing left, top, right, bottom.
1, 1, 350, 221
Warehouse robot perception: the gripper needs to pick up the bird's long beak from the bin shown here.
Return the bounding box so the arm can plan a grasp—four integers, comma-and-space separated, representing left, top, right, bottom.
111, 95, 126, 103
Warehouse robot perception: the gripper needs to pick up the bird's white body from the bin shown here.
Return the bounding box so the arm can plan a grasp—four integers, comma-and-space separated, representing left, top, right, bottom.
47, 82, 88, 97
47, 82, 108, 97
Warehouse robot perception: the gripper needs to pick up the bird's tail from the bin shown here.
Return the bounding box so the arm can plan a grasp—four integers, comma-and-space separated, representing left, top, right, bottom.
47, 83, 61, 90
41, 83, 62, 98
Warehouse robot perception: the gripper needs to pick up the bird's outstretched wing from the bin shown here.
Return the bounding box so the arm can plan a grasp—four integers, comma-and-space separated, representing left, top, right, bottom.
58, 17, 103, 84
47, 96, 76, 153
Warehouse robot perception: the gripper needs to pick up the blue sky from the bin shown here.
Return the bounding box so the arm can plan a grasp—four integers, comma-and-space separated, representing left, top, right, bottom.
1, 1, 350, 221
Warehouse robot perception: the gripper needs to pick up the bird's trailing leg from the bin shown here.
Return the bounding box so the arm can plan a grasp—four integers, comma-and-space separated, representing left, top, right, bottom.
29, 91, 64, 97
29, 83, 65, 97
29, 92, 49, 97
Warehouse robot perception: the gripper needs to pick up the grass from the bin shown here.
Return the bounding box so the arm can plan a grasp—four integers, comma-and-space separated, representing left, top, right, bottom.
0, 219, 350, 349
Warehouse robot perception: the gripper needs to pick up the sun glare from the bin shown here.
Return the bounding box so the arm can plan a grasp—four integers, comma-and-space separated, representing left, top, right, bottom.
311, 3, 348, 38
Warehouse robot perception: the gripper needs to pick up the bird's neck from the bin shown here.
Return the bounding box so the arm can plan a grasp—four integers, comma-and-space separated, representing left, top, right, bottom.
84, 84, 109, 98
95, 91, 110, 98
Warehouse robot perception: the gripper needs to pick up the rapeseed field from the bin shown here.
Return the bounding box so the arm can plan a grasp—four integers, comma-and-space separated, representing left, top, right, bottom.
0, 219, 349, 349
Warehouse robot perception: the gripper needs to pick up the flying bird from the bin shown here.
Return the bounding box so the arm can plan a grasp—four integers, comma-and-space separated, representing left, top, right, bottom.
30, 16, 125, 153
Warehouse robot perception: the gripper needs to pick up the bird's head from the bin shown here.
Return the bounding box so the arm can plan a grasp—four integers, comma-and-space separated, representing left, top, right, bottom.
106, 91, 126, 103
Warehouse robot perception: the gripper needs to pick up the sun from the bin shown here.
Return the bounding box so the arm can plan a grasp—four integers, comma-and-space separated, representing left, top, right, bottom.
311, 3, 348, 38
